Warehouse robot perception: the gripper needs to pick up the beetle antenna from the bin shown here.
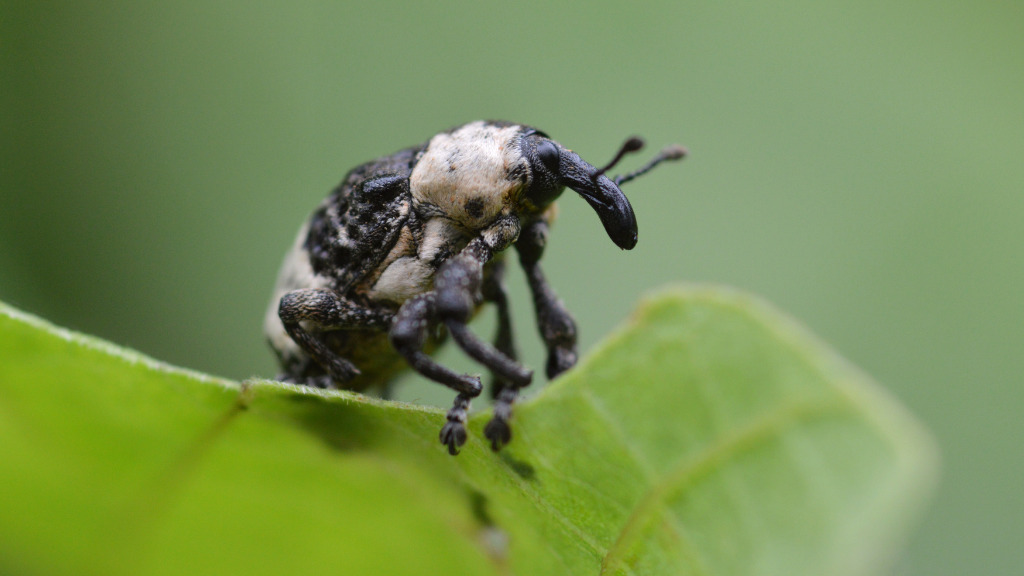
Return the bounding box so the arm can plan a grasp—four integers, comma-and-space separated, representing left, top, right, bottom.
592, 137, 645, 180
613, 144, 687, 186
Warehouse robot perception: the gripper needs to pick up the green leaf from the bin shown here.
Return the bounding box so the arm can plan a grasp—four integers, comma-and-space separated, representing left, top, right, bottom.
0, 286, 936, 576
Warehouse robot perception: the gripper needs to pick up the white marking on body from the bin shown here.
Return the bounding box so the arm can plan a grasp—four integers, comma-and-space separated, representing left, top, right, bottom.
418, 217, 463, 259
368, 256, 435, 304
264, 223, 331, 358
368, 218, 463, 303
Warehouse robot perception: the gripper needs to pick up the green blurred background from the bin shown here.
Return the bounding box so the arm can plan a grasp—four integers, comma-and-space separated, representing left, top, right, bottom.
2, 0, 1021, 573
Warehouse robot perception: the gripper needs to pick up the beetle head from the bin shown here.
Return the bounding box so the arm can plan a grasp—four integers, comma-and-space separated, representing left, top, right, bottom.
521, 129, 686, 250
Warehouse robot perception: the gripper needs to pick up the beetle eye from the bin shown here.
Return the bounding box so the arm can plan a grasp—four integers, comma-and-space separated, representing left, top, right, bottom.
536, 139, 560, 173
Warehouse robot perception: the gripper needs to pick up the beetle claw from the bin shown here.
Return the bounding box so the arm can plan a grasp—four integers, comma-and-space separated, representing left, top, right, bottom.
439, 421, 468, 455
546, 346, 578, 380
439, 392, 472, 455
484, 417, 512, 451
326, 358, 360, 384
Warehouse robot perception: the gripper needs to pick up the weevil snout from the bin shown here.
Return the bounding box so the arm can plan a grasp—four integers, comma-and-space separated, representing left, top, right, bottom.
556, 135, 685, 250
560, 156, 639, 249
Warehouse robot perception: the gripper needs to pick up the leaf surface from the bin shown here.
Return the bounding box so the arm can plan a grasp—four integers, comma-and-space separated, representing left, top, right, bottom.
0, 286, 936, 576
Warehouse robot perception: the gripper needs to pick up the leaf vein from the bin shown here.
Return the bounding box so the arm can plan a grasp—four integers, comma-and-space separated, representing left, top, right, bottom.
600, 397, 851, 575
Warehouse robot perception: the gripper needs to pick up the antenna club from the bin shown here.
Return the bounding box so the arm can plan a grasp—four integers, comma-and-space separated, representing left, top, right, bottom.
662, 144, 688, 160
623, 137, 645, 153
594, 136, 648, 178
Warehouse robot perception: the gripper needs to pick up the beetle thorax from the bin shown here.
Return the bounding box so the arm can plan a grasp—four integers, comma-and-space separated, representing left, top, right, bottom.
410, 121, 528, 231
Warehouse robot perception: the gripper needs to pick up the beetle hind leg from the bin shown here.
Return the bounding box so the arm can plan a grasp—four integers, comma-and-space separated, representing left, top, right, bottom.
277, 288, 394, 386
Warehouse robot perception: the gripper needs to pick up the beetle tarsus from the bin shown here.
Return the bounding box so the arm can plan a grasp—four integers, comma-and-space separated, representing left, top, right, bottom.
484, 386, 517, 450
546, 346, 578, 380
441, 393, 474, 455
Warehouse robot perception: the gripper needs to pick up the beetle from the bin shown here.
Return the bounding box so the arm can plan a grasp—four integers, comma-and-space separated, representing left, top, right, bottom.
264, 120, 685, 455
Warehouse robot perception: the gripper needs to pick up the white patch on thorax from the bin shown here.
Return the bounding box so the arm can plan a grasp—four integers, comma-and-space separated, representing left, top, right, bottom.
372, 122, 531, 306
410, 121, 528, 231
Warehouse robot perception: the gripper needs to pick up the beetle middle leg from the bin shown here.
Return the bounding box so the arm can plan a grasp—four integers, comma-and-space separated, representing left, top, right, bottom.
389, 292, 485, 455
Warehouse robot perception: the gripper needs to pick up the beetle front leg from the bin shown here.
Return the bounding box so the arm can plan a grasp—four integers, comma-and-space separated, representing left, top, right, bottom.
516, 219, 579, 379
389, 293, 483, 455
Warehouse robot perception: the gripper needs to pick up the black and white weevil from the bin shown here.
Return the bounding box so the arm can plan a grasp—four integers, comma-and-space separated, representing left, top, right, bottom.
264, 120, 685, 454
